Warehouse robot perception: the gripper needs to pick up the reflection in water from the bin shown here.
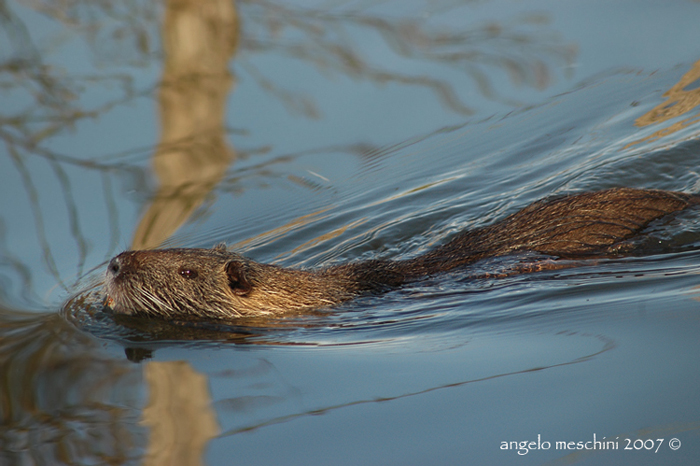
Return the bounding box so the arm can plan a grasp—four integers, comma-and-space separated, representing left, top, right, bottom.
0, 309, 145, 464
636, 59, 700, 126
0, 0, 578, 291
33, 292, 624, 466
132, 0, 239, 250
2, 1, 697, 465
142, 361, 220, 466
238, 2, 576, 115
628, 59, 700, 147
219, 334, 616, 437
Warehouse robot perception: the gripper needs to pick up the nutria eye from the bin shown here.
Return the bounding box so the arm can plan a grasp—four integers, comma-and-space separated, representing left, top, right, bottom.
178, 267, 198, 279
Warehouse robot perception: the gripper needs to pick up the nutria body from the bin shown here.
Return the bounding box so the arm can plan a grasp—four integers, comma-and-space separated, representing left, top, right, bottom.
105, 188, 698, 320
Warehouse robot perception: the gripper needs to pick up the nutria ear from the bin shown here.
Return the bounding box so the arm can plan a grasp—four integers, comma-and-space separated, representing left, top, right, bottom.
225, 261, 252, 296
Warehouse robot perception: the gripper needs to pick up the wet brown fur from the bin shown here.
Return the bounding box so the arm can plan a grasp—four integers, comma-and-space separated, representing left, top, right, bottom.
105, 188, 698, 320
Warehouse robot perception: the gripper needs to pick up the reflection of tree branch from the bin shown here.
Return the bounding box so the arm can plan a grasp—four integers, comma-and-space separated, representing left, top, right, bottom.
2, 125, 142, 287
0, 311, 145, 464
22, 0, 159, 67
101, 170, 123, 254
2, 0, 577, 146
241, 60, 320, 118
0, 0, 577, 296
0, 222, 33, 304
0, 73, 146, 149
220, 333, 615, 437
1, 0, 145, 143
49, 156, 89, 276
240, 1, 576, 115
7, 146, 64, 290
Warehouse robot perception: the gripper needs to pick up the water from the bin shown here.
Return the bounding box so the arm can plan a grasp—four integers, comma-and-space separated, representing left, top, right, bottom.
2, 0, 700, 464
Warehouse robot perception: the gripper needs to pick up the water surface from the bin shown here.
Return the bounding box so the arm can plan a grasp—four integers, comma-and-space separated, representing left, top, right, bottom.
2, 0, 700, 464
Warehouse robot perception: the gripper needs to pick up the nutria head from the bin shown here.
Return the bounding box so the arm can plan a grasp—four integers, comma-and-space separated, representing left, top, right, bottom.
104, 245, 262, 319
103, 244, 359, 320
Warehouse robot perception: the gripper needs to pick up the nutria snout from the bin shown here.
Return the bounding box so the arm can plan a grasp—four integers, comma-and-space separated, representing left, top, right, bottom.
104, 188, 699, 320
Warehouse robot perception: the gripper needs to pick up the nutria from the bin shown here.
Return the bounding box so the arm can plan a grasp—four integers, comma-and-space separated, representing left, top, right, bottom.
105, 188, 698, 320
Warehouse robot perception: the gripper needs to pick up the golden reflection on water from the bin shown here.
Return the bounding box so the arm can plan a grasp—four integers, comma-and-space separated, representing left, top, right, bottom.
132, 0, 239, 250
142, 361, 220, 466
626, 59, 700, 148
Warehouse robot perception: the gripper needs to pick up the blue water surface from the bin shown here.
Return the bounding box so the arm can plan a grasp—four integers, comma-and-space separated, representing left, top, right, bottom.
2, 0, 700, 465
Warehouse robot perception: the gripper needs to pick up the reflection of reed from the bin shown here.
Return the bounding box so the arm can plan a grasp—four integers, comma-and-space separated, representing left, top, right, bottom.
627, 59, 700, 147
142, 361, 219, 466
131, 0, 239, 249
636, 60, 700, 127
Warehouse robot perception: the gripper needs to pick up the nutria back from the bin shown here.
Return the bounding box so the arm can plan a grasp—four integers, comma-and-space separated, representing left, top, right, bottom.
410, 187, 696, 273
104, 188, 698, 320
